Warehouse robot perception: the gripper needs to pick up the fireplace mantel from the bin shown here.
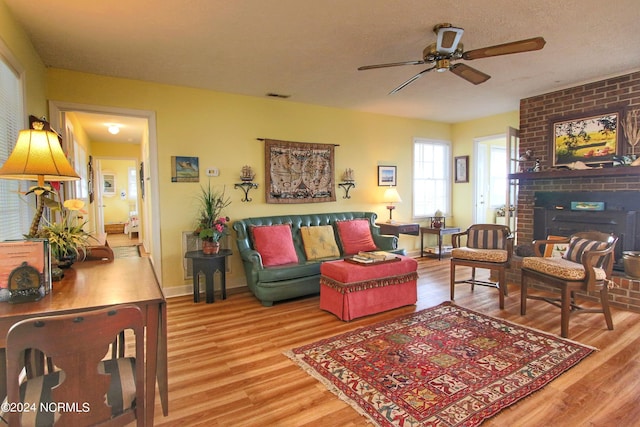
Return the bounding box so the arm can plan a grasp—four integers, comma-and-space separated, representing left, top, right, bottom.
508, 166, 640, 180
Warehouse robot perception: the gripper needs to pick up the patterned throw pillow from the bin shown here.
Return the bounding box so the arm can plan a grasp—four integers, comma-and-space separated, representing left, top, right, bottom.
250, 224, 299, 266
562, 236, 608, 265
467, 229, 505, 249
335, 219, 377, 255
300, 225, 340, 260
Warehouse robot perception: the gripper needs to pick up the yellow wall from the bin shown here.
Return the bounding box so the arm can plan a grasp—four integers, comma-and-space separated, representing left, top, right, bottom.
451, 111, 519, 229
44, 68, 464, 289
0, 0, 47, 120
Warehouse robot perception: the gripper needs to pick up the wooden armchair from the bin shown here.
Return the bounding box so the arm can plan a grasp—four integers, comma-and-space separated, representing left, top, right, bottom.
520, 231, 618, 338
4, 305, 145, 426
450, 224, 513, 309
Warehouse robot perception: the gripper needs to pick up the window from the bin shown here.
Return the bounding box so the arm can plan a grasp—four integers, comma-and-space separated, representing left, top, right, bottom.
128, 166, 138, 200
0, 46, 28, 241
413, 138, 451, 218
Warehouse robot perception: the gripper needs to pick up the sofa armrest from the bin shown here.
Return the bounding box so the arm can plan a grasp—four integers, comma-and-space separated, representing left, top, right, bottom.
373, 233, 398, 251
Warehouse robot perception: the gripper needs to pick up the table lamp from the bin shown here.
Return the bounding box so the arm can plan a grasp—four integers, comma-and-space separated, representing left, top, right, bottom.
383, 187, 402, 223
0, 122, 80, 237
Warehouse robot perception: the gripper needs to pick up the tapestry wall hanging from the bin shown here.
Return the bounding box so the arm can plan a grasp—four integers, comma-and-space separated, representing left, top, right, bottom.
264, 139, 336, 204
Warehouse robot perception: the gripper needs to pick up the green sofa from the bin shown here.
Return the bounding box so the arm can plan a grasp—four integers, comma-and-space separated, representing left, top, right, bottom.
232, 212, 403, 306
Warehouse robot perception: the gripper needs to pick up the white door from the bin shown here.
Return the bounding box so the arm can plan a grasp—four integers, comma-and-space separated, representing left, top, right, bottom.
474, 143, 488, 223
474, 136, 507, 224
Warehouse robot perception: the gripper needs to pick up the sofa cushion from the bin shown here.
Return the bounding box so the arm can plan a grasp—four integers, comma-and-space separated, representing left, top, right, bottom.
562, 236, 608, 265
335, 219, 377, 255
258, 262, 321, 283
251, 224, 299, 266
300, 225, 340, 260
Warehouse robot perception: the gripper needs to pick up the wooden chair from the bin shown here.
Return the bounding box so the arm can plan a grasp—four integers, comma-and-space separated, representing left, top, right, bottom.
521, 231, 618, 338
450, 224, 513, 309
4, 305, 145, 427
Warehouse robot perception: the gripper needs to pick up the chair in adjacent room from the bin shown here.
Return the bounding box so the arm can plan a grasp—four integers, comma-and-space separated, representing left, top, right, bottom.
521, 231, 618, 338
450, 224, 513, 309
4, 304, 145, 427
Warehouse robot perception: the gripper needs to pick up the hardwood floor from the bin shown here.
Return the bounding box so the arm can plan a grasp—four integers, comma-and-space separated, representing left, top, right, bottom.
152, 258, 640, 426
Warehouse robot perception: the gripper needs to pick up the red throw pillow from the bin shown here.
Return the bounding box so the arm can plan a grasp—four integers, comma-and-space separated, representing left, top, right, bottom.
251, 224, 298, 266
336, 219, 377, 255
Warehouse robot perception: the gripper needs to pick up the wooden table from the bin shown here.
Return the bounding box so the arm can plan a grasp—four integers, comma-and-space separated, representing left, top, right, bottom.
185, 249, 232, 303
0, 257, 168, 425
420, 226, 461, 260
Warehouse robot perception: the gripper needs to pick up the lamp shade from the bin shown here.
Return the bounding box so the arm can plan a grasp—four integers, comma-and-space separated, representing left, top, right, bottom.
383, 187, 402, 204
0, 127, 79, 186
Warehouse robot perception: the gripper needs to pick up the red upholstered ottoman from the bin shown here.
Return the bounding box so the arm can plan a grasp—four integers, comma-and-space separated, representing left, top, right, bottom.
319, 255, 418, 321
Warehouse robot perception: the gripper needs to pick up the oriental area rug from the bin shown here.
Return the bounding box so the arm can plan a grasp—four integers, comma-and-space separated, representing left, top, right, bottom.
285, 302, 595, 426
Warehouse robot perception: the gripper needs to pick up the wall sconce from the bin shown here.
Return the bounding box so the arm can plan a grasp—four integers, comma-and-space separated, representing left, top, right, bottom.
0, 122, 79, 236
338, 168, 355, 199
382, 187, 402, 223
234, 165, 258, 202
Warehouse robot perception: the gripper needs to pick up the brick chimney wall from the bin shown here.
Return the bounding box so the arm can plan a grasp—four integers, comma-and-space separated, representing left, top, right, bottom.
507, 71, 640, 312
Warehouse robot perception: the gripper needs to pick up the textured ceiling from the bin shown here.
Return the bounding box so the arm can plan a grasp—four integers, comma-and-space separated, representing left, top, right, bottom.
5, 0, 640, 139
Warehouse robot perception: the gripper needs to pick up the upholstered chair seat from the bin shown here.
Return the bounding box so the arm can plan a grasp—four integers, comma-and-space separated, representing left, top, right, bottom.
450, 224, 513, 309
451, 247, 509, 263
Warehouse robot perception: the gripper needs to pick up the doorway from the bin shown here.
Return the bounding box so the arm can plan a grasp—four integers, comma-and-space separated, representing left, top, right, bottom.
473, 135, 507, 224
48, 101, 162, 284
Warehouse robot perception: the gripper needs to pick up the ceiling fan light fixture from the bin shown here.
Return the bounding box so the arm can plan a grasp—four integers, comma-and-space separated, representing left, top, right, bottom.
435, 58, 450, 72
434, 24, 464, 54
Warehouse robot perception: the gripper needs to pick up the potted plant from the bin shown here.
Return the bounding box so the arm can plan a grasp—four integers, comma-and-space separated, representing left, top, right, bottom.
195, 182, 231, 254
38, 197, 92, 264
37, 196, 93, 280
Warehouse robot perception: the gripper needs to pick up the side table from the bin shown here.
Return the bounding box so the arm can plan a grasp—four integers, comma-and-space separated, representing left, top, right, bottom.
420, 227, 461, 260
184, 249, 232, 303
376, 222, 420, 237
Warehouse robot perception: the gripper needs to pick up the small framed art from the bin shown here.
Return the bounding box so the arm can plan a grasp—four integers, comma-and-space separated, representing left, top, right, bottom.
454, 156, 469, 183
377, 166, 397, 186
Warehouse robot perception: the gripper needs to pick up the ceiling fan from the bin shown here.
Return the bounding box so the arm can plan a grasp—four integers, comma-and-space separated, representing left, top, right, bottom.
358, 23, 546, 94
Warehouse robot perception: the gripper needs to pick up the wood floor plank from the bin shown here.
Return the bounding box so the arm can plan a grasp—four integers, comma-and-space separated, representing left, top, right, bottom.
153, 257, 640, 426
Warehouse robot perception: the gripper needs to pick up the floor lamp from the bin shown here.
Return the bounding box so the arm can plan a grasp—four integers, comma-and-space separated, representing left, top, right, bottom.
383, 187, 402, 223
0, 122, 79, 237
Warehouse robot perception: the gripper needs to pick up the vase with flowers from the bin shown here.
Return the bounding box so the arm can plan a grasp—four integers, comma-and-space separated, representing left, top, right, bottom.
36, 195, 94, 279
195, 182, 231, 255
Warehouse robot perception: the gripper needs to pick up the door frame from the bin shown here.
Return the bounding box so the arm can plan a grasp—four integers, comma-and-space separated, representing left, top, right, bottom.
48, 101, 162, 285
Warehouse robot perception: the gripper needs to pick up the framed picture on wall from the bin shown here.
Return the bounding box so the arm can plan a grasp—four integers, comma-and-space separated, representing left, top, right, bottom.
454, 156, 469, 183
377, 165, 397, 186
550, 108, 621, 167
102, 172, 116, 196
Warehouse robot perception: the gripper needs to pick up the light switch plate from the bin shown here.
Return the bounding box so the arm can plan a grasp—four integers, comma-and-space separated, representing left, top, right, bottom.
206, 167, 219, 177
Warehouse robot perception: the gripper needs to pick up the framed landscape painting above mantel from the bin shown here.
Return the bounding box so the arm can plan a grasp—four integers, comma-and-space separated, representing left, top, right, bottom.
550, 108, 621, 167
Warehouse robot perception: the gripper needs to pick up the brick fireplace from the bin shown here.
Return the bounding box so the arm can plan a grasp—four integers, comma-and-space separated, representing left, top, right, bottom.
507, 70, 640, 312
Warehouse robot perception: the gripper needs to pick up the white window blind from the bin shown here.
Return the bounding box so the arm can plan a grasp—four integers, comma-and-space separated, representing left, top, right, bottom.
413, 138, 451, 218
0, 48, 28, 240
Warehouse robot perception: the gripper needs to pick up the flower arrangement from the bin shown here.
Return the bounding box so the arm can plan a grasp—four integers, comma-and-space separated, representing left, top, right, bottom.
195, 182, 231, 243
37, 196, 93, 263
198, 217, 229, 242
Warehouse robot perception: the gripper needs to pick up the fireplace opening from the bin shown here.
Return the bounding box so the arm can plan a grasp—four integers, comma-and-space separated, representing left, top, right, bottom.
533, 191, 640, 271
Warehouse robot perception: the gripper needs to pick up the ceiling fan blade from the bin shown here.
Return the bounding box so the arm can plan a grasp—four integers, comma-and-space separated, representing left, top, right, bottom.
462, 36, 546, 60
450, 63, 491, 85
389, 66, 437, 94
434, 24, 464, 54
358, 60, 425, 71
